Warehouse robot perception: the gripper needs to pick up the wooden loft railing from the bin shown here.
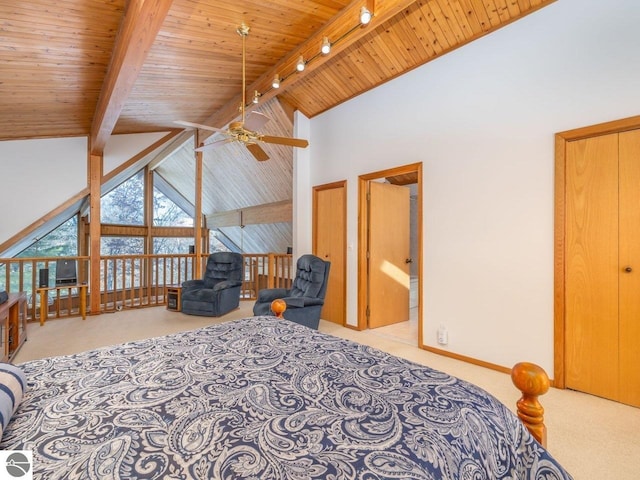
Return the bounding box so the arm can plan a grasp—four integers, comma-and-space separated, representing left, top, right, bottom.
242, 253, 294, 298
0, 253, 293, 322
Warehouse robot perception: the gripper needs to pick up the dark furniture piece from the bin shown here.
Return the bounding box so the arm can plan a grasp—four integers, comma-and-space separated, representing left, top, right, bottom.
55, 259, 77, 285
166, 285, 182, 311
181, 252, 243, 317
253, 254, 330, 329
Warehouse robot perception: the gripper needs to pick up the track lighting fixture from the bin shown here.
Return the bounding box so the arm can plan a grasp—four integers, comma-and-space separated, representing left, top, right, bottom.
257, 11, 372, 97
321, 36, 331, 55
296, 55, 305, 72
360, 6, 372, 25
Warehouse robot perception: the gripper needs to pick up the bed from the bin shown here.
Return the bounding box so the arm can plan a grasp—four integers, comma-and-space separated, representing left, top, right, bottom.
0, 315, 572, 479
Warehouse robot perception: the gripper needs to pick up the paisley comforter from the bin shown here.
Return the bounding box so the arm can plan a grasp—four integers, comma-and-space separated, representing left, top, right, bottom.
1, 317, 571, 479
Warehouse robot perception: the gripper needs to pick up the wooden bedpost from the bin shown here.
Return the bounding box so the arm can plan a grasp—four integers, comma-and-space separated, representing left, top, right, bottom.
511, 362, 550, 448
271, 299, 286, 318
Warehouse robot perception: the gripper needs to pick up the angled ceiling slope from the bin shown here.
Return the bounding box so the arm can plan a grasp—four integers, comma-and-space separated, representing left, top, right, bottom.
0, 0, 556, 142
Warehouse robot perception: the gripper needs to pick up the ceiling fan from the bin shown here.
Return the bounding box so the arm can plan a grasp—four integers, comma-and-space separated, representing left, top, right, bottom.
175, 24, 309, 162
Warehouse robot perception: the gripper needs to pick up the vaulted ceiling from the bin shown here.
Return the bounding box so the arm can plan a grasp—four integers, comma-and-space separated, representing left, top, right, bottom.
0, 0, 555, 253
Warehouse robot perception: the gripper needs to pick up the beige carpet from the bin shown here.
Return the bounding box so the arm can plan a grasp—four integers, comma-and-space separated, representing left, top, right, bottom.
14, 303, 640, 479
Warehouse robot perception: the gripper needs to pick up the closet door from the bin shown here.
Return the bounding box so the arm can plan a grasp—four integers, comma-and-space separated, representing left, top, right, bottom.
618, 129, 640, 407
565, 133, 619, 400
313, 182, 346, 325
565, 129, 640, 408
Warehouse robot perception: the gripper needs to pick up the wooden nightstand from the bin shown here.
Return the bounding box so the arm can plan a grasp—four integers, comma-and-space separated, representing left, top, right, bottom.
166, 285, 182, 311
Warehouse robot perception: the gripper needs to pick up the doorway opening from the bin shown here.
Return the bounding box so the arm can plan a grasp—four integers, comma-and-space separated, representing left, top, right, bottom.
358, 163, 422, 346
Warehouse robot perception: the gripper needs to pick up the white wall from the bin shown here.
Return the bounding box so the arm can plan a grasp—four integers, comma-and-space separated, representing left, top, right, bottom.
303, 0, 640, 374
292, 111, 313, 260
0, 132, 171, 246
0, 136, 88, 245
104, 132, 170, 175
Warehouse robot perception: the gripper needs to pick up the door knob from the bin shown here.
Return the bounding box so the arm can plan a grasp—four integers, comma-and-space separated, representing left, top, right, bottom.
405, 258, 413, 264
624, 266, 633, 273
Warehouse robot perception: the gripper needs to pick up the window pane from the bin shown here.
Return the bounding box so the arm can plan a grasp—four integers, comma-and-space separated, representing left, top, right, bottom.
17, 216, 78, 258
210, 231, 232, 253
101, 237, 144, 255
101, 171, 144, 225
153, 237, 194, 254
153, 188, 193, 227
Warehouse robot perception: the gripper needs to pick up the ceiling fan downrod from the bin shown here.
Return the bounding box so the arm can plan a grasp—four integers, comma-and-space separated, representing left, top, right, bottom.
237, 23, 250, 125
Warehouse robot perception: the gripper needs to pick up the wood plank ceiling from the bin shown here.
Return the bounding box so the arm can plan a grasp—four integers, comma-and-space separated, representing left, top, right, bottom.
1, 0, 555, 141
0, 0, 555, 254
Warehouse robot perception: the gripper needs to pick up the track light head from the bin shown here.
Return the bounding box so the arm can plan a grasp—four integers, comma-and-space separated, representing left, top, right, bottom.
252, 90, 260, 104
360, 6, 372, 25
272, 74, 280, 89
296, 55, 305, 72
321, 36, 331, 55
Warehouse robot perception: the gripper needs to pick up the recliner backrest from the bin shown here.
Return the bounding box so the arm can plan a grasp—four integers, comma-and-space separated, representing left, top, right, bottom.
203, 252, 243, 288
289, 254, 329, 298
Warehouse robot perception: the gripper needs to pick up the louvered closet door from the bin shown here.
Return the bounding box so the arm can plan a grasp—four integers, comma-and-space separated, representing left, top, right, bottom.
565, 130, 640, 407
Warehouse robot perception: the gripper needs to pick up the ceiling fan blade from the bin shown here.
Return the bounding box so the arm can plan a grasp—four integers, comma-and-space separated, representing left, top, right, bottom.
246, 142, 270, 161
195, 138, 234, 152
260, 135, 309, 148
174, 120, 227, 134
243, 111, 271, 132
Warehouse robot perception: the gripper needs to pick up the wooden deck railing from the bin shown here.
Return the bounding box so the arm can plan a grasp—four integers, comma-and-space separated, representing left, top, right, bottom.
0, 253, 293, 322
241, 253, 293, 298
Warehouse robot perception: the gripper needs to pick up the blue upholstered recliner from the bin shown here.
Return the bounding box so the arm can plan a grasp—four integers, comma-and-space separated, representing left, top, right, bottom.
253, 254, 330, 329
181, 252, 243, 317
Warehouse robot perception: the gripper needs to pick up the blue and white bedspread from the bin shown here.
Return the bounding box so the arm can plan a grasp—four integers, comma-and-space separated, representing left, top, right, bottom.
1, 317, 572, 479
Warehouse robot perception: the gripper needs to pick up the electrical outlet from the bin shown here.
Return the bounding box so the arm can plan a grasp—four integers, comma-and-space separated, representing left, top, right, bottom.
437, 325, 448, 345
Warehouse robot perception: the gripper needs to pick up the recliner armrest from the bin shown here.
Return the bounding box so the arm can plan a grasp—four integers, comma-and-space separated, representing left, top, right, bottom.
182, 279, 204, 290
281, 296, 325, 308
212, 280, 242, 291
256, 288, 289, 303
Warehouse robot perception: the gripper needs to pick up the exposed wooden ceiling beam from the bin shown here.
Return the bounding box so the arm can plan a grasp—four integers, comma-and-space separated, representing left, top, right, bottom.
90, 0, 174, 155
207, 200, 292, 228
201, 0, 417, 135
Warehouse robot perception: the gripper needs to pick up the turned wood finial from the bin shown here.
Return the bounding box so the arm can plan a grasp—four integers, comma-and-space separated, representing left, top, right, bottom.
270, 299, 286, 318
511, 362, 550, 448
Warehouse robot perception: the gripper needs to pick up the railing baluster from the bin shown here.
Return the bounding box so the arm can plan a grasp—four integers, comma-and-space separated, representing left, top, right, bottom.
0, 252, 291, 321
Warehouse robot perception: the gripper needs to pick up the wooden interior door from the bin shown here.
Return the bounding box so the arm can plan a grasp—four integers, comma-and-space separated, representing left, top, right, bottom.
618, 129, 640, 407
313, 182, 346, 325
565, 133, 620, 400
368, 181, 410, 328
565, 130, 640, 408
